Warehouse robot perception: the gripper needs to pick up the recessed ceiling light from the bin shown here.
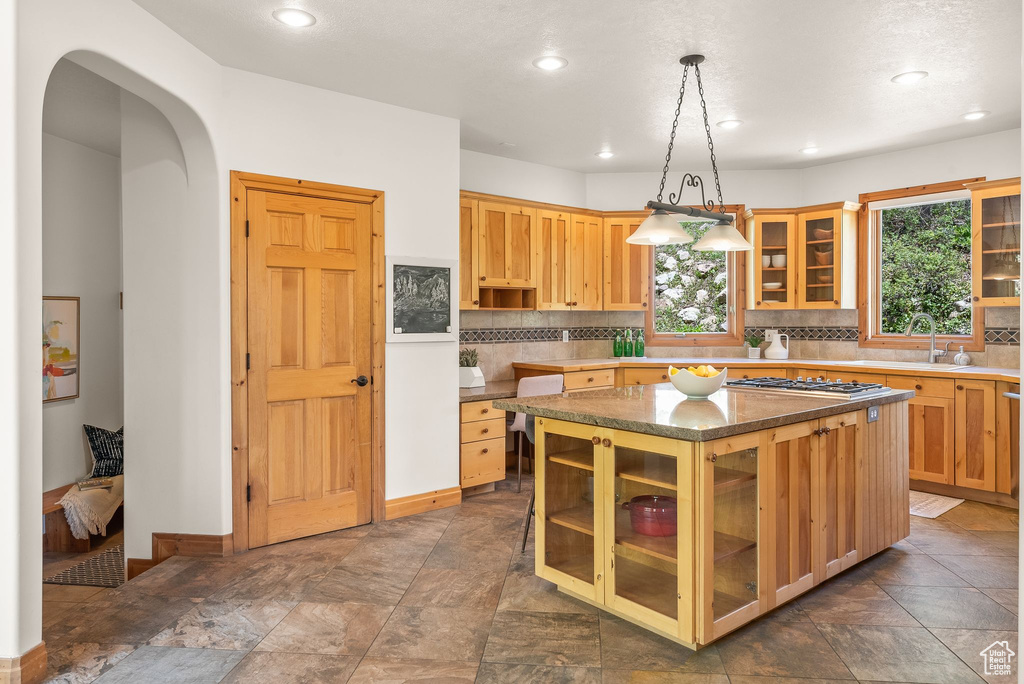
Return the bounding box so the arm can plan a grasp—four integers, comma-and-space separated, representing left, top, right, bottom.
891, 70, 928, 84
801, 146, 820, 155
963, 110, 990, 121
595, 150, 615, 159
716, 120, 742, 129
272, 8, 316, 27
532, 55, 568, 71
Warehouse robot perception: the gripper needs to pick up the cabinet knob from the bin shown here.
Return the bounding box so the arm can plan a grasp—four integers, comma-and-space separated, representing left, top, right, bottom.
661, 374, 667, 380
957, 385, 964, 391
915, 384, 922, 390
602, 438, 612, 447
592, 436, 601, 445
472, 299, 479, 305
480, 276, 487, 282
756, 301, 762, 305
642, 302, 647, 307
709, 453, 717, 462
587, 377, 595, 382
973, 296, 980, 302
481, 428, 489, 434
481, 408, 489, 414
833, 300, 838, 305
481, 448, 488, 454
823, 426, 832, 434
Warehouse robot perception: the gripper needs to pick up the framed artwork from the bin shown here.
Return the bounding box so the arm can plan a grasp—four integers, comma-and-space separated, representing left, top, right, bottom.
43, 296, 80, 403
386, 256, 457, 343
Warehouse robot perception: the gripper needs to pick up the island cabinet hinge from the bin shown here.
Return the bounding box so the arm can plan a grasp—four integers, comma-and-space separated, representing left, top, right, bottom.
246, 484, 251, 502
245, 220, 249, 237
246, 353, 250, 370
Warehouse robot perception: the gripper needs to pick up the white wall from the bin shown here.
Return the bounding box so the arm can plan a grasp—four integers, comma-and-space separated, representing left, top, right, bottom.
41, 133, 123, 491
585, 169, 803, 212
461, 149, 587, 207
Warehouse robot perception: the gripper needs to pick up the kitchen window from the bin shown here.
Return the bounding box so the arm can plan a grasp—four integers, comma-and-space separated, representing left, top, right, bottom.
645, 208, 745, 347
858, 179, 985, 350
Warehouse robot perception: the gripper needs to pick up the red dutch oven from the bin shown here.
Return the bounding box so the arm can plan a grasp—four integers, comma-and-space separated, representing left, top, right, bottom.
622, 495, 677, 537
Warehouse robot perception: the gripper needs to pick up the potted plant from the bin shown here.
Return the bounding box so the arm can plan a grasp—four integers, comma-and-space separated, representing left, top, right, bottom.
458, 347, 485, 388
745, 334, 764, 359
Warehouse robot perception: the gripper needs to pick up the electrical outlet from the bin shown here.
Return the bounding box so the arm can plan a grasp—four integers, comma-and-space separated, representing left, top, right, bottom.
562, 330, 570, 343
867, 406, 879, 423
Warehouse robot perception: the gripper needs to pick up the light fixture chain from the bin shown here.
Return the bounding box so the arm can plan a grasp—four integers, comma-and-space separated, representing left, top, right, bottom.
694, 64, 723, 210
657, 64, 689, 203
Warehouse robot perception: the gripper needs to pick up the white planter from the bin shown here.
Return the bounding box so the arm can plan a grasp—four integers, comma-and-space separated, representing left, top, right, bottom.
747, 347, 761, 359
459, 366, 485, 388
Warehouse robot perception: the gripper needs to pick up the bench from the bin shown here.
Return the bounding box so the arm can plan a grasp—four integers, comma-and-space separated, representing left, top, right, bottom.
43, 484, 123, 553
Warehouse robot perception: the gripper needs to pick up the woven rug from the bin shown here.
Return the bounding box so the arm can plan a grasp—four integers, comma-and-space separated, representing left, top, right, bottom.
44, 544, 125, 588
909, 490, 964, 519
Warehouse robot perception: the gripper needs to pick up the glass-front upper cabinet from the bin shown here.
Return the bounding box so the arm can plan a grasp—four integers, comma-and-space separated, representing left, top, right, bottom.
603, 430, 693, 643
698, 433, 762, 644
745, 210, 797, 310
534, 418, 604, 602
795, 202, 860, 309
968, 178, 1021, 307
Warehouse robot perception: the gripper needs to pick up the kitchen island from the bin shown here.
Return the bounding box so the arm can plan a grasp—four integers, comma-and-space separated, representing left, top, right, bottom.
494, 383, 913, 647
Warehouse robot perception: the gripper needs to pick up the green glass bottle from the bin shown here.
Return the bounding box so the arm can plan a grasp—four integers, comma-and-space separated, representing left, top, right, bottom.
612, 330, 623, 357
635, 329, 645, 358
624, 329, 634, 357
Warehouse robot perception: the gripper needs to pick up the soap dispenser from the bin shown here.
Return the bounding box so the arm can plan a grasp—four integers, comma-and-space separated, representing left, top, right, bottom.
953, 345, 971, 366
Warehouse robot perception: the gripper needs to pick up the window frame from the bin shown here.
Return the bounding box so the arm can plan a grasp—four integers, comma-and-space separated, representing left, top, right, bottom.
857, 179, 986, 351
644, 203, 746, 347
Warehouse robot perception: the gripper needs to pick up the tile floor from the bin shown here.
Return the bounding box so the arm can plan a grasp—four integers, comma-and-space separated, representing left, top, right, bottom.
41, 476, 1018, 683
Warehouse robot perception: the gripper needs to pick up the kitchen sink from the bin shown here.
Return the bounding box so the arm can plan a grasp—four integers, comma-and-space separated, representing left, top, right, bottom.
840, 360, 972, 372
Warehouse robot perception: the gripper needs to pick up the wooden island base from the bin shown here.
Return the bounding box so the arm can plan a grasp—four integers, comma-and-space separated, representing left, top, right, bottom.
522, 393, 910, 648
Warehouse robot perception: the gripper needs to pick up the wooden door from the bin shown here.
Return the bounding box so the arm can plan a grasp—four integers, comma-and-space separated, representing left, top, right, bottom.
750, 213, 796, 310
478, 202, 537, 287
247, 190, 372, 547
954, 380, 996, 491
765, 420, 817, 608
537, 209, 571, 310
602, 428, 693, 644
459, 198, 479, 309
907, 396, 955, 484
817, 412, 861, 580
570, 214, 604, 310
796, 209, 842, 309
603, 215, 650, 311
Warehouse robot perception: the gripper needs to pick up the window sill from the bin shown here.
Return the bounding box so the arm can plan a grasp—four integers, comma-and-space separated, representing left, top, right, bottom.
858, 333, 985, 353
647, 333, 744, 348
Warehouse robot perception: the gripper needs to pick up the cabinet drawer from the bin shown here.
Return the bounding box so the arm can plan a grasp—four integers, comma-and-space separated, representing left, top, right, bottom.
461, 416, 506, 443
460, 400, 505, 423
564, 369, 615, 390
886, 375, 955, 399
797, 369, 885, 385
623, 368, 671, 385
727, 367, 788, 380
461, 437, 506, 488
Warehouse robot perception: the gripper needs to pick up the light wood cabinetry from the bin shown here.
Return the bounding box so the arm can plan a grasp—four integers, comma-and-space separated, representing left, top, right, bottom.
954, 379, 996, 492
536, 401, 908, 648
745, 211, 797, 309
996, 382, 1019, 498
515, 367, 615, 393
726, 368, 788, 380
796, 202, 859, 309
537, 209, 572, 310
887, 375, 955, 485
603, 214, 651, 311
459, 401, 506, 490
570, 214, 604, 310
967, 178, 1020, 307
459, 198, 480, 309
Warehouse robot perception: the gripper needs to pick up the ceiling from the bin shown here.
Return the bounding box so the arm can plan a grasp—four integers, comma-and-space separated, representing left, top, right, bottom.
130, 0, 1020, 173
43, 59, 122, 157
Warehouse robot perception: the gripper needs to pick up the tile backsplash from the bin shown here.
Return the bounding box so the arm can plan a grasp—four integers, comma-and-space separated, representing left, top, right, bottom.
459, 307, 1020, 380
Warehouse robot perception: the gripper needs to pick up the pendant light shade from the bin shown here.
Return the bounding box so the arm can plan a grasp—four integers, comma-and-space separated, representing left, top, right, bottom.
690, 219, 753, 252
625, 210, 694, 245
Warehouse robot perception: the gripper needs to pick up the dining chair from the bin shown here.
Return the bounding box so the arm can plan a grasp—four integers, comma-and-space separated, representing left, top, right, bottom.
508, 374, 564, 493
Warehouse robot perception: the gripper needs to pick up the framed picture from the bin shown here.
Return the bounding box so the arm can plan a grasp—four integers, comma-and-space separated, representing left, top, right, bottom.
43, 296, 80, 403
386, 256, 457, 343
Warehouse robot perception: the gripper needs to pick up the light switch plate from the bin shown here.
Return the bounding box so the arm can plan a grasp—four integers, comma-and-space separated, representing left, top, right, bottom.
867, 406, 879, 423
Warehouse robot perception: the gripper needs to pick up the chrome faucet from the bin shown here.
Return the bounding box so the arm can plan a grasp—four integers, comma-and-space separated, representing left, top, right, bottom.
904, 313, 949, 363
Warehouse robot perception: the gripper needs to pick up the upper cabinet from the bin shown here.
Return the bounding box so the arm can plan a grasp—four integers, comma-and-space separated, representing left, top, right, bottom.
459, 198, 480, 310
745, 211, 797, 310
795, 202, 860, 310
603, 214, 651, 311
536, 209, 572, 310
570, 214, 604, 310
967, 178, 1021, 307
478, 201, 538, 288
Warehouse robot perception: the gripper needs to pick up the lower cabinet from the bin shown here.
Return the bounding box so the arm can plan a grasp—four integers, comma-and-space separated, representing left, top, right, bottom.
535, 405, 901, 648
954, 380, 996, 492
459, 401, 506, 490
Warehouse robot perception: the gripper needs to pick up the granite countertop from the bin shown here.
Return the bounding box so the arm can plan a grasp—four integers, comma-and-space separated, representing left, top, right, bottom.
493, 384, 915, 442
459, 379, 519, 403
512, 357, 1020, 383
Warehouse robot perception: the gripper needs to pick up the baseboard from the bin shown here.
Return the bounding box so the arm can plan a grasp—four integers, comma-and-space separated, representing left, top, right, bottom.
126, 532, 234, 580
385, 486, 462, 520
0, 642, 46, 684
911, 480, 1019, 509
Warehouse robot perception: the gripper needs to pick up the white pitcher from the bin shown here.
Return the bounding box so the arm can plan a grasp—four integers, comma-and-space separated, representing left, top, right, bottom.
764, 332, 789, 360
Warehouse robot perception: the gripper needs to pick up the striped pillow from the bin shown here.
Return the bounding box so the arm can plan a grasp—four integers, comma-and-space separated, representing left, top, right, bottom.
84, 425, 124, 478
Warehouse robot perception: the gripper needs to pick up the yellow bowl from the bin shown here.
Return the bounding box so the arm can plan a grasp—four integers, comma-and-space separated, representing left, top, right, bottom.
668, 367, 728, 399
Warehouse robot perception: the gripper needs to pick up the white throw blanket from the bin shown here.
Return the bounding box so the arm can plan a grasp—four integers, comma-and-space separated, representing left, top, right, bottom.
58, 475, 124, 540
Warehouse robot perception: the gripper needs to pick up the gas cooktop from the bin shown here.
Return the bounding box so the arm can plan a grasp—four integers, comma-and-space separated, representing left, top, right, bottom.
724, 376, 891, 400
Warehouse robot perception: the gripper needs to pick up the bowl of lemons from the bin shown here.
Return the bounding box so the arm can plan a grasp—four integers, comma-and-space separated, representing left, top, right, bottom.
667, 364, 727, 399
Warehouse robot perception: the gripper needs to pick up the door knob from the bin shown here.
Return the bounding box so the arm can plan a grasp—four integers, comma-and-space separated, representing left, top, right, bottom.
351, 375, 369, 387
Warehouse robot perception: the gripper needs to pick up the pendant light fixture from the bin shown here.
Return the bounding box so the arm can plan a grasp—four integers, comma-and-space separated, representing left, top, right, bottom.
627, 55, 752, 252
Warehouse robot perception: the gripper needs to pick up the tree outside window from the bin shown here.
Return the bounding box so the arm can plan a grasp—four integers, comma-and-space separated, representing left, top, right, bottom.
653, 220, 729, 334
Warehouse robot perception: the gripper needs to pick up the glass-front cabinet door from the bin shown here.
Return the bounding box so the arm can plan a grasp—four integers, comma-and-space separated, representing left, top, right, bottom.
534, 418, 604, 602
746, 211, 797, 310
969, 179, 1021, 307
698, 433, 764, 644
797, 209, 841, 309
602, 429, 693, 643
